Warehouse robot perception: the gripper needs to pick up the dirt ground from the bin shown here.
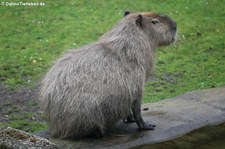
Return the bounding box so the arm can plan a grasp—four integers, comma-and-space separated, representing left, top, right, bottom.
0, 83, 44, 125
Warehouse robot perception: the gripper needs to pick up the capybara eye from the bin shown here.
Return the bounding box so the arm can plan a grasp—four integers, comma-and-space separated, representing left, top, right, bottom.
151, 19, 159, 25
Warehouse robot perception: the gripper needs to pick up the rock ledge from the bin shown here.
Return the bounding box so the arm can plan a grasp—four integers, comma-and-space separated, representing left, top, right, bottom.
0, 127, 58, 149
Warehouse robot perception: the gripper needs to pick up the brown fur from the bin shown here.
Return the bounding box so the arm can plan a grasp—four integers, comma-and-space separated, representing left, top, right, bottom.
39, 12, 177, 138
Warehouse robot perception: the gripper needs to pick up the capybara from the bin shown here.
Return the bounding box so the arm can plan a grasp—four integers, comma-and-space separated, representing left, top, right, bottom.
39, 11, 177, 138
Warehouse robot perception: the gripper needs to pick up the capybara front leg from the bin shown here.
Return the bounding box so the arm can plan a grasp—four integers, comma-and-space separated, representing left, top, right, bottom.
131, 99, 156, 130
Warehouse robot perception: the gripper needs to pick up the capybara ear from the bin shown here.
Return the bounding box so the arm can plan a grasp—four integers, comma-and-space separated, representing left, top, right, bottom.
124, 11, 130, 17
136, 14, 142, 27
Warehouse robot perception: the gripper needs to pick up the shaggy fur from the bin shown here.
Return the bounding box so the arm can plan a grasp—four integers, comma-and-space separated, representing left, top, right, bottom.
39, 12, 177, 138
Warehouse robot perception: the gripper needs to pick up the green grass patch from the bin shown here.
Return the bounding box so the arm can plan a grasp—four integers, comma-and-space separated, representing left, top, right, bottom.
0, 120, 48, 133
0, 1, 224, 100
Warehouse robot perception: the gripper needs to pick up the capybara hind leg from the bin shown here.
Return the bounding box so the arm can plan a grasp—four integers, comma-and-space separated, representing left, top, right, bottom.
89, 127, 104, 138
132, 99, 156, 130
123, 111, 136, 123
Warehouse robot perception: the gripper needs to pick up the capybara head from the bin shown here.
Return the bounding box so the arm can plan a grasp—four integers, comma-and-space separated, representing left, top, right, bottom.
124, 11, 177, 46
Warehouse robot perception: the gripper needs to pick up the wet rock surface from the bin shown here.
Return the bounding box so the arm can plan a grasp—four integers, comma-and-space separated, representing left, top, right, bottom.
35, 87, 225, 149
133, 123, 225, 149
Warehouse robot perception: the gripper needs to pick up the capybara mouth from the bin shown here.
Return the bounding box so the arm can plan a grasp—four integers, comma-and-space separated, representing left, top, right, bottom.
172, 30, 177, 43
170, 26, 177, 43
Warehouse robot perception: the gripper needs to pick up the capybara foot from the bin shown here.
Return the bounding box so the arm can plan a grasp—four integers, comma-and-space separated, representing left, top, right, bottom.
139, 123, 156, 131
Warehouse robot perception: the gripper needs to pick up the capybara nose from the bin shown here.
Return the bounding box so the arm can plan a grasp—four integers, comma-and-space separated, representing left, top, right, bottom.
171, 21, 177, 32
162, 15, 177, 31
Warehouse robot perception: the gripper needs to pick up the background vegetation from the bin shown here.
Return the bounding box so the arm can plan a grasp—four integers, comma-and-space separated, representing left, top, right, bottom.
0, 0, 224, 132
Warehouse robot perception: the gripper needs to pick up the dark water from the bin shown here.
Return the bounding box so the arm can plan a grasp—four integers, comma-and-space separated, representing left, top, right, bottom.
134, 123, 225, 149
198, 138, 225, 149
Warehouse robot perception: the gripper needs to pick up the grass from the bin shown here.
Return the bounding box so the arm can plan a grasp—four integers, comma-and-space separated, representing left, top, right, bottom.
0, 0, 224, 132
0, 99, 46, 133
0, 120, 48, 133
